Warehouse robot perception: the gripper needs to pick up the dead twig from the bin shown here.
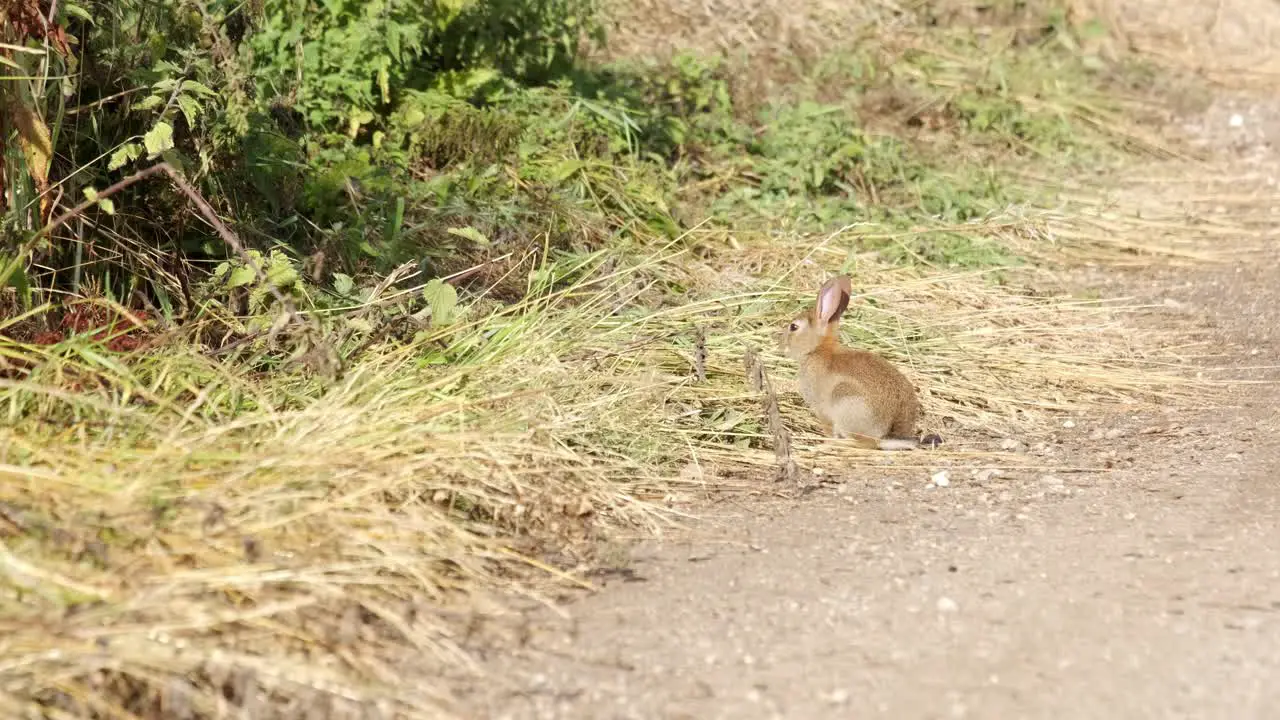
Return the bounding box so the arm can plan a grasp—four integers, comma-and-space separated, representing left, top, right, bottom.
744, 346, 798, 482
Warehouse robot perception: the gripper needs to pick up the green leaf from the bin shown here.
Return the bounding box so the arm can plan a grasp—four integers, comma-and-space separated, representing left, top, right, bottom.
446, 226, 490, 246
226, 265, 256, 288
160, 148, 186, 175
181, 80, 218, 97
422, 278, 458, 326
549, 158, 585, 183
97, 198, 116, 215
63, 2, 94, 22
134, 95, 164, 111
345, 317, 374, 333
385, 197, 405, 245
347, 109, 375, 138
0, 254, 31, 306
333, 272, 355, 297
177, 95, 202, 128
143, 121, 175, 157
107, 142, 141, 171
264, 250, 299, 289
83, 187, 98, 202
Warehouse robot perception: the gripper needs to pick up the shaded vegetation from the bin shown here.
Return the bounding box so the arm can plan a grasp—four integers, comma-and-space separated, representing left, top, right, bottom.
4, 0, 1156, 320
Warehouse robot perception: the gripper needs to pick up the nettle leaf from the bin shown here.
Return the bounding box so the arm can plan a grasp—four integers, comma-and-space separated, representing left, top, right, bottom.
345, 316, 376, 334
134, 94, 164, 111
64, 2, 93, 22
177, 95, 202, 128
108, 142, 142, 171
143, 121, 175, 157
378, 66, 390, 103
80, 185, 113, 213
347, 109, 375, 138
422, 278, 458, 325
160, 148, 187, 175
181, 80, 218, 97
333, 272, 355, 297
264, 250, 299, 289
446, 226, 490, 246
226, 265, 256, 288
0, 255, 31, 303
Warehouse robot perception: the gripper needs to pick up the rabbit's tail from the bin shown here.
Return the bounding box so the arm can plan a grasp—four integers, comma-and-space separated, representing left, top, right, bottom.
877, 434, 943, 451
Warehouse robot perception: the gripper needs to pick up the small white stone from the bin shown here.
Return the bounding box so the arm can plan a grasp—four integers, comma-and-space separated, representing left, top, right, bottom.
932, 470, 951, 488
1040, 475, 1065, 489
937, 596, 959, 613
822, 689, 851, 705
1063, 420, 1076, 428
1229, 113, 1245, 127
975, 468, 1002, 483
999, 438, 1022, 451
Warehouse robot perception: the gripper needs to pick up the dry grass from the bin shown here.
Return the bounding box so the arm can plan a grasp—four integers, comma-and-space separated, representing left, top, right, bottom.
599, 0, 902, 63
597, 0, 1139, 107
0, 210, 1219, 716
1013, 160, 1280, 265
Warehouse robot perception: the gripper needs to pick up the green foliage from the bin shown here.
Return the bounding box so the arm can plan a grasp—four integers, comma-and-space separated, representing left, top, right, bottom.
209, 248, 301, 314
248, 0, 430, 132
421, 277, 460, 325
4, 0, 1148, 313
247, 0, 601, 134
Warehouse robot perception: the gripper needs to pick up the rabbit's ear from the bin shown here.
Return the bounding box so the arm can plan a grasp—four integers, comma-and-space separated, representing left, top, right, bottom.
816, 276, 851, 323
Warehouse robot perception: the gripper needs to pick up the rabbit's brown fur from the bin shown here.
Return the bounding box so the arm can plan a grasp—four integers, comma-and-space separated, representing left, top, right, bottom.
782, 275, 938, 451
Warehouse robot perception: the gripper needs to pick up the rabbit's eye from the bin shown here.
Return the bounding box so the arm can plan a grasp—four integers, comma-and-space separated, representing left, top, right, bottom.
789, 322, 799, 332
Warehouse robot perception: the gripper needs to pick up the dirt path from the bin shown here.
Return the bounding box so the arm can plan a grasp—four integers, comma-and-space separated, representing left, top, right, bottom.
455, 261, 1280, 719
451, 4, 1280, 717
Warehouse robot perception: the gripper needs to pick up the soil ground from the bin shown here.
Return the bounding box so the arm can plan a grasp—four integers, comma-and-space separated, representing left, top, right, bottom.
454, 264, 1280, 720
451, 3, 1280, 718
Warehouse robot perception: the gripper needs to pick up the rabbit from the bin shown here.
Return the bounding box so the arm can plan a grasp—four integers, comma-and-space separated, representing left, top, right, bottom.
781, 275, 941, 451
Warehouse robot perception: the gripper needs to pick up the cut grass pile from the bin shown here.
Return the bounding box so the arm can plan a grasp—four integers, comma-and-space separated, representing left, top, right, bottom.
0, 0, 1264, 717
